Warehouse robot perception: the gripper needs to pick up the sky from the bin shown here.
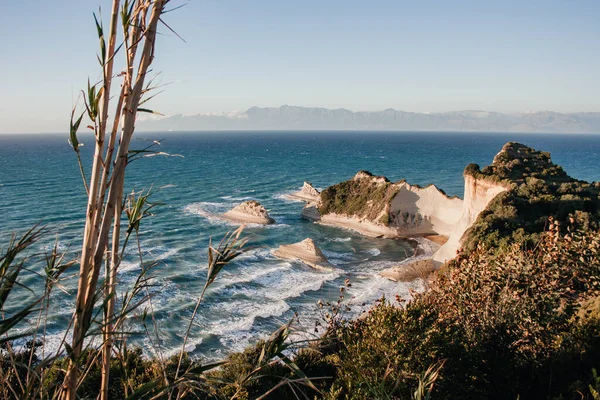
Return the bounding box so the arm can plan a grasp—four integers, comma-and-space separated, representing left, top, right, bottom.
0, 0, 599, 133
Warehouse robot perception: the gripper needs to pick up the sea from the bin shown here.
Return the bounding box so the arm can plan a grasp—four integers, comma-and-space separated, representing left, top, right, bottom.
1, 131, 599, 360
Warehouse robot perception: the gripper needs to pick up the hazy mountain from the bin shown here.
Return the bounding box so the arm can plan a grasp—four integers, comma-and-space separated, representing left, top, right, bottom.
137, 106, 600, 133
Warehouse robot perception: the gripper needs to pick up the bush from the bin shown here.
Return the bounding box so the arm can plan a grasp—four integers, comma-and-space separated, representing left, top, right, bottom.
321, 225, 600, 399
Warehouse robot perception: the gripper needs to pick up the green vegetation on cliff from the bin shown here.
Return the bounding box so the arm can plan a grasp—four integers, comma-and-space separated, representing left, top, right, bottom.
462, 142, 600, 254
319, 171, 399, 224
316, 223, 600, 399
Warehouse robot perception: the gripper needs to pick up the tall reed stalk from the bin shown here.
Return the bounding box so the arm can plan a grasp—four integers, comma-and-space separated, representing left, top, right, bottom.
63, 1, 169, 399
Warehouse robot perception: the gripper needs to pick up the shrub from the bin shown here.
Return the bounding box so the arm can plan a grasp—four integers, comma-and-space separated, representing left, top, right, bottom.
321, 224, 600, 399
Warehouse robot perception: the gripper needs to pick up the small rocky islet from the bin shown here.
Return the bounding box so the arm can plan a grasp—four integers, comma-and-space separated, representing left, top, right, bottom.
272, 238, 333, 271
221, 200, 275, 225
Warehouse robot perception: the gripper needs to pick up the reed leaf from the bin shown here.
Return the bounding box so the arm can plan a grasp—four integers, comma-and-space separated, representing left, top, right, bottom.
93, 12, 106, 65
68, 111, 84, 153
203, 226, 247, 296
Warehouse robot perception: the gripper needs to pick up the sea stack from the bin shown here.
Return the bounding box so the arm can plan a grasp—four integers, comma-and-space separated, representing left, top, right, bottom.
272, 238, 333, 271
379, 259, 437, 282
287, 181, 321, 203
222, 200, 275, 225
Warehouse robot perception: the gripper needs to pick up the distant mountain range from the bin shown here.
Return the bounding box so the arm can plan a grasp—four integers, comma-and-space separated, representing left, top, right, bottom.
137, 106, 600, 133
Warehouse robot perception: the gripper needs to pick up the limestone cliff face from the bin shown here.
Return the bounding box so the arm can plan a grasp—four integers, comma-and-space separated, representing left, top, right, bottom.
315, 164, 509, 264
317, 171, 464, 238
312, 142, 587, 277
389, 182, 463, 236
432, 175, 508, 263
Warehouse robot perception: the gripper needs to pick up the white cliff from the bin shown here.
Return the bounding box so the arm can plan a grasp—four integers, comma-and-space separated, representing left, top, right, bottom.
432, 175, 508, 263
313, 168, 508, 274
389, 182, 463, 236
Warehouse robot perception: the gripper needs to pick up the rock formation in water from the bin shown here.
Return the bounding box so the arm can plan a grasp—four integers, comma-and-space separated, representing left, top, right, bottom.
300, 204, 321, 221
222, 200, 275, 225
287, 181, 321, 203
379, 259, 437, 282
314, 165, 507, 265
272, 238, 333, 271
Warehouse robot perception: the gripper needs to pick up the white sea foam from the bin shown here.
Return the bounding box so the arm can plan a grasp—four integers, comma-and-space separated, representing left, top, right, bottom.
209, 300, 290, 333
118, 246, 179, 275
329, 237, 352, 242
272, 192, 303, 202
218, 265, 288, 288
412, 236, 440, 258
119, 260, 139, 274
219, 195, 254, 201
184, 202, 288, 229
321, 249, 355, 262
365, 248, 381, 256
227, 266, 340, 301
183, 202, 235, 225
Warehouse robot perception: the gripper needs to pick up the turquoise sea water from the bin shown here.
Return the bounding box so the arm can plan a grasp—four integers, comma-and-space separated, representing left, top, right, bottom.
1, 131, 600, 359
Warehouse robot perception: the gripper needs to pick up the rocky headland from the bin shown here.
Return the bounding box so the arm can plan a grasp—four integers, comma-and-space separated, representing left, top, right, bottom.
221, 200, 275, 225
295, 142, 596, 281
272, 238, 333, 271
306, 171, 466, 241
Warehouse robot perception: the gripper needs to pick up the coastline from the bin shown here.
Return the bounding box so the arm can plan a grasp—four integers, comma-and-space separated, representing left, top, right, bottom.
317, 214, 400, 238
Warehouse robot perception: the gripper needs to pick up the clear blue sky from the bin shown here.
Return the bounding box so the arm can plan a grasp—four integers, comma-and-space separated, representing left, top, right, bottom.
1, 0, 598, 133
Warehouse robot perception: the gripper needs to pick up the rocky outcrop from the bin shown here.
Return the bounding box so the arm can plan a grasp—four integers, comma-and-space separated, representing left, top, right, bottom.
301, 204, 321, 221
317, 171, 464, 239
353, 171, 389, 185
315, 152, 513, 271
287, 182, 321, 203
272, 238, 333, 271
432, 175, 508, 263
302, 142, 581, 281
222, 201, 275, 225
380, 259, 437, 282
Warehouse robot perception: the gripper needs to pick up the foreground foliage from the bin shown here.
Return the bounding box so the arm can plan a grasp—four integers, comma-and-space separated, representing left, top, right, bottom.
5, 221, 597, 399
318, 223, 600, 399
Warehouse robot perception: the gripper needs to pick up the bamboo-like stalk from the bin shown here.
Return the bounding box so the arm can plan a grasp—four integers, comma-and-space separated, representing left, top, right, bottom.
61, 1, 166, 399
99, 88, 125, 400
99, 11, 145, 393
97, 4, 122, 400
